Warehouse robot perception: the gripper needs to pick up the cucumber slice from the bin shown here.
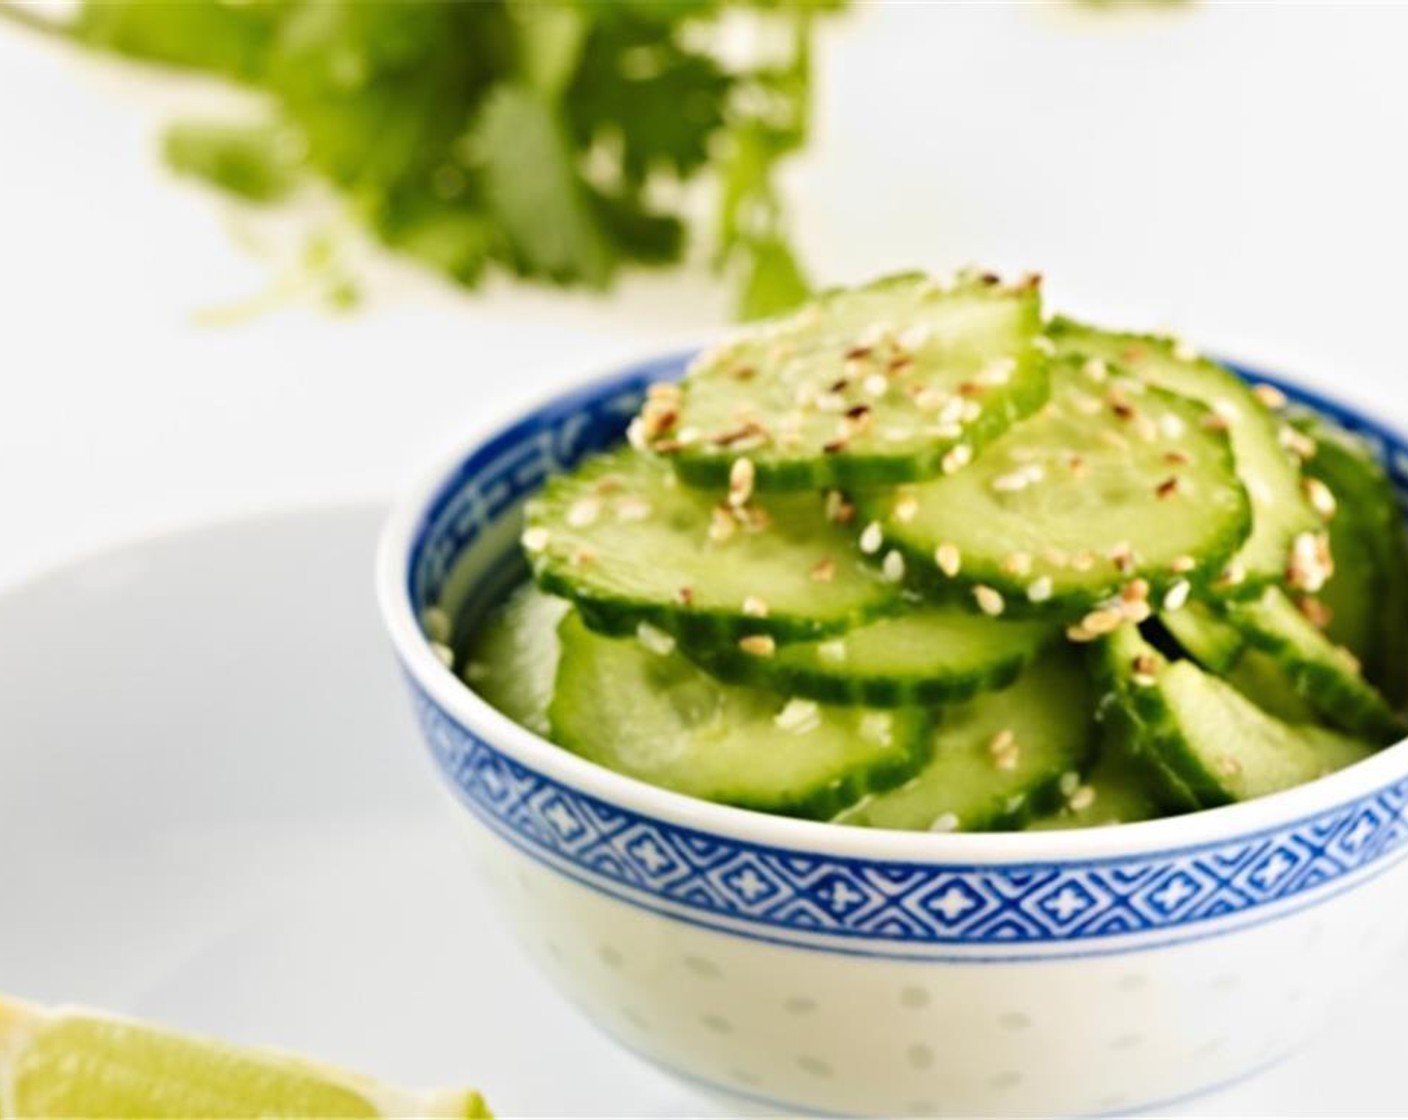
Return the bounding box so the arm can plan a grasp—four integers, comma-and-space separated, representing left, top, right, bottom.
1025, 736, 1167, 830
868, 356, 1250, 617
1225, 648, 1320, 724
1050, 320, 1319, 592
1159, 603, 1246, 673
524, 447, 895, 643
1291, 410, 1408, 706
679, 607, 1053, 708
1102, 626, 1375, 809
460, 582, 568, 737
648, 273, 1050, 490
1223, 588, 1406, 744
833, 650, 1094, 832
549, 611, 930, 819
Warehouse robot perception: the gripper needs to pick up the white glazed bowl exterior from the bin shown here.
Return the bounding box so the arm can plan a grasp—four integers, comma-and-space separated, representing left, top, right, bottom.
377, 350, 1408, 1117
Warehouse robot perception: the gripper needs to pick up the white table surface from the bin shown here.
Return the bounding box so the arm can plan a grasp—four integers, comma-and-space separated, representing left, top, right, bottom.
5, 3, 1408, 589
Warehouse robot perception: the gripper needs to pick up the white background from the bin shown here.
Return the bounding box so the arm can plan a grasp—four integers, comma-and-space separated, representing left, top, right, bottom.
4, 2, 1408, 587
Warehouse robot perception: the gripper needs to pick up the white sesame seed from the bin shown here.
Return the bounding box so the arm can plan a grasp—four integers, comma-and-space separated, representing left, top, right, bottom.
935, 543, 962, 577
1254, 383, 1288, 410
859, 521, 885, 555
728, 458, 755, 508
815, 392, 847, 414
567, 497, 602, 528
860, 711, 893, 745
1304, 477, 1337, 520
881, 426, 911, 443
894, 495, 919, 523
936, 396, 966, 426
897, 323, 932, 352
1068, 785, 1097, 813
978, 357, 1017, 386
420, 606, 452, 644
1172, 339, 1199, 362
811, 557, 836, 583
636, 622, 676, 657
1059, 770, 1081, 797
974, 585, 1005, 617
942, 444, 973, 474
1027, 575, 1054, 603
429, 641, 455, 668
929, 812, 960, 834
989, 728, 1015, 754
1159, 412, 1187, 440
1280, 425, 1318, 461
818, 638, 848, 663
775, 698, 822, 735
738, 634, 776, 657
1082, 357, 1109, 383
959, 399, 983, 424
626, 416, 649, 451
743, 596, 770, 618
882, 549, 907, 583
1002, 552, 1033, 577
521, 527, 551, 553
914, 387, 948, 413
709, 505, 737, 543
1170, 555, 1197, 574
862, 373, 889, 398
1163, 579, 1192, 611
991, 469, 1031, 494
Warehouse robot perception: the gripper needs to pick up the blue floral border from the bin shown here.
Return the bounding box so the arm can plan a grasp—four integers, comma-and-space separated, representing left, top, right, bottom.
401, 351, 1408, 948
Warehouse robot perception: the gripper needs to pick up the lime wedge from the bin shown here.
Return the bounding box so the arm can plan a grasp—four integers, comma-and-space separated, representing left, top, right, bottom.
0, 995, 492, 1118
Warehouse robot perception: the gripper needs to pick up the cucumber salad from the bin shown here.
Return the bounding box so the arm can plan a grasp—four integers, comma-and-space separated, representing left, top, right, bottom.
457, 271, 1408, 831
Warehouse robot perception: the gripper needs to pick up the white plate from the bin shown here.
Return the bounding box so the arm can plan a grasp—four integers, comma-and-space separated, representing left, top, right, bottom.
0, 506, 1403, 1118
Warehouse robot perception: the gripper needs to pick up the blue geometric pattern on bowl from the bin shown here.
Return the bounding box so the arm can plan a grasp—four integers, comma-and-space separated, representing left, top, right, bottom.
402, 351, 1408, 952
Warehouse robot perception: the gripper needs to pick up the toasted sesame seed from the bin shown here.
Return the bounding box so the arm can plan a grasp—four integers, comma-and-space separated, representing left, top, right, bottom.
522, 526, 551, 553
882, 549, 907, 583
818, 638, 848, 663
1068, 785, 1097, 812
894, 495, 919, 523
420, 606, 451, 644
775, 698, 821, 735
738, 634, 776, 657
935, 543, 962, 578
1073, 607, 1123, 639
1163, 579, 1192, 611
1304, 477, 1337, 520
1218, 755, 1243, 778
942, 444, 973, 474
974, 585, 1006, 617
637, 622, 676, 657
859, 521, 884, 554
822, 436, 850, 454
676, 586, 695, 606
743, 596, 770, 618
929, 812, 960, 834
1156, 476, 1180, 500
990, 728, 1016, 754
1072, 551, 1097, 573
844, 344, 873, 361
429, 641, 455, 668
825, 489, 855, 524
728, 458, 755, 508
1170, 555, 1197, 574
1098, 429, 1131, 452
567, 497, 602, 528
1287, 530, 1332, 592
1027, 575, 1054, 603
1164, 449, 1191, 466
1043, 547, 1071, 568
993, 747, 1020, 773
811, 557, 836, 583
1108, 542, 1135, 573
1131, 654, 1159, 687
1217, 561, 1248, 588
1121, 598, 1152, 624
1253, 383, 1288, 410
616, 495, 652, 522
570, 545, 597, 567
1002, 552, 1033, 577
914, 387, 949, 412
1279, 425, 1318, 461
1122, 578, 1151, 603
1297, 595, 1332, 630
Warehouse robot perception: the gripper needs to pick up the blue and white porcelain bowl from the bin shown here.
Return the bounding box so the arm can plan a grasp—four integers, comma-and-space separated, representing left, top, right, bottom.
377, 350, 1408, 1117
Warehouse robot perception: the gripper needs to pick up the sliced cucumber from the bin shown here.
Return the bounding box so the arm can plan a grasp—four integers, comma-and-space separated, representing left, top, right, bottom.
549, 610, 930, 819
524, 447, 895, 643
1050, 320, 1319, 593
679, 606, 1053, 708
1223, 587, 1405, 744
649, 273, 1049, 490
833, 650, 1094, 832
1101, 626, 1375, 809
1224, 648, 1320, 724
460, 582, 568, 737
1292, 409, 1408, 706
868, 356, 1250, 617
1025, 735, 1167, 830
1159, 602, 1246, 673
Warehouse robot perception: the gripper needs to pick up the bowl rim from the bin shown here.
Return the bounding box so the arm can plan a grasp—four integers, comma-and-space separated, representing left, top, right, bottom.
375, 344, 1408, 866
